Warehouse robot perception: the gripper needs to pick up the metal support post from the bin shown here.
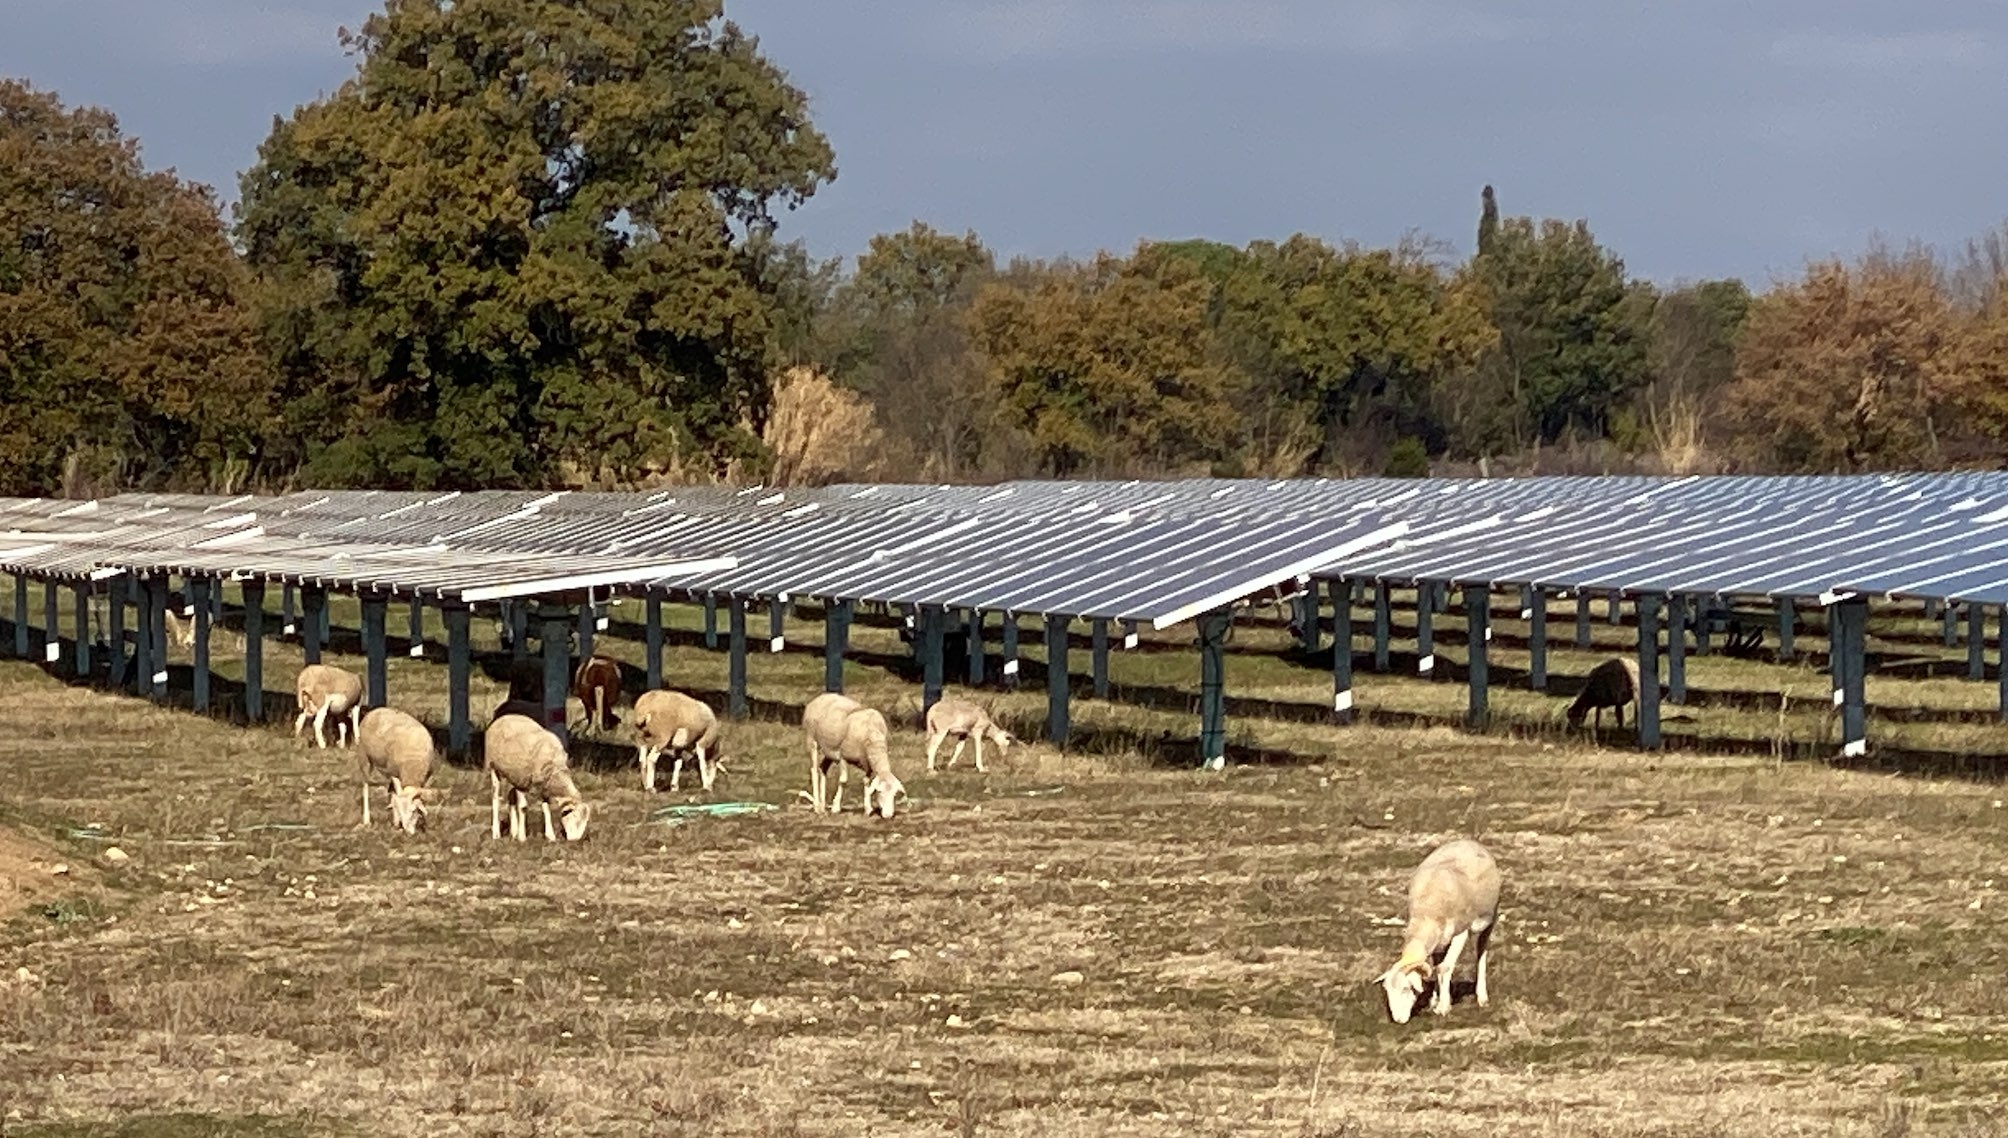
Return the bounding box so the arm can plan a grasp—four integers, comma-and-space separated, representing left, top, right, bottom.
727, 597, 748, 719
1199, 607, 1230, 769
1331, 578, 1355, 723
1464, 586, 1490, 730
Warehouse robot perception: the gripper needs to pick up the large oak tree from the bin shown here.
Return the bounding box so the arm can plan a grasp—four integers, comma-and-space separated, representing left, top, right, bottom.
238, 0, 835, 488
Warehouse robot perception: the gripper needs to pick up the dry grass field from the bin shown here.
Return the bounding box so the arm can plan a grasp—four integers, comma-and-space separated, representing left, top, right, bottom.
3, 590, 2008, 1136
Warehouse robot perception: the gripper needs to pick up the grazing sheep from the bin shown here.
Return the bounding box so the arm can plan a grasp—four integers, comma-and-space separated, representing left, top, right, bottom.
802, 692, 904, 819
632, 689, 723, 792
483, 713, 591, 842
571, 654, 622, 734
1566, 656, 1640, 737
923, 696, 1014, 773
355, 706, 440, 835
295, 664, 365, 750
1379, 839, 1502, 1023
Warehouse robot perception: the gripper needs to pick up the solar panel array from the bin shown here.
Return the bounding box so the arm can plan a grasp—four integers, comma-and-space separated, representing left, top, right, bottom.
5, 473, 2008, 623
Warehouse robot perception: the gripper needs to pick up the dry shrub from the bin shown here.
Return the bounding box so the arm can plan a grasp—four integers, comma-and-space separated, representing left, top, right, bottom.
762, 366, 888, 487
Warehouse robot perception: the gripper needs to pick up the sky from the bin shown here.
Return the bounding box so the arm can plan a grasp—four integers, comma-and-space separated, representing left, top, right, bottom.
5, 0, 2004, 286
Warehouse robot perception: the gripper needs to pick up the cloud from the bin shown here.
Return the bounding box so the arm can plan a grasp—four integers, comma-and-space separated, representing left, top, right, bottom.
924, 0, 1524, 61
1769, 29, 1986, 70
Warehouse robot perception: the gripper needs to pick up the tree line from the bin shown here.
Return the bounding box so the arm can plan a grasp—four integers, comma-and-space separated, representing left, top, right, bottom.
2, 0, 2004, 495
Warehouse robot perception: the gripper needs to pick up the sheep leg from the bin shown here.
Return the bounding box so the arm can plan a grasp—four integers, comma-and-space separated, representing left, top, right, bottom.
806, 741, 825, 813
490, 772, 504, 840
1473, 925, 1494, 1007
361, 780, 372, 827
512, 791, 529, 843
1432, 930, 1469, 1016
698, 745, 716, 790
925, 730, 945, 773
593, 688, 605, 733
542, 800, 557, 842
974, 734, 985, 774
294, 704, 311, 739
313, 703, 331, 750
348, 705, 362, 748
670, 753, 686, 793
831, 762, 847, 813
638, 744, 656, 793
949, 737, 968, 770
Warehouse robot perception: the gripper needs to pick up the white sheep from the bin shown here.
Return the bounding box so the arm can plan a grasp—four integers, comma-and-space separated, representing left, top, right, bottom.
802, 692, 904, 818
1379, 838, 1501, 1023
295, 664, 364, 750
1567, 656, 1641, 737
483, 713, 591, 842
632, 689, 723, 792
923, 696, 1014, 773
355, 706, 440, 835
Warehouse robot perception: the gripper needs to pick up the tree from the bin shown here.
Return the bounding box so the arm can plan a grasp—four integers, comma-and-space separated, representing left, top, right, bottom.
237, 0, 835, 489
823, 223, 998, 478
1212, 235, 1494, 473
1466, 217, 1651, 447
1722, 248, 1956, 471
968, 247, 1240, 477
1633, 278, 1749, 467
0, 81, 271, 495
1477, 185, 1499, 257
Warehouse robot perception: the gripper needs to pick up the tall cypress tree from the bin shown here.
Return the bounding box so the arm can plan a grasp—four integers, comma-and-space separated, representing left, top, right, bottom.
1477, 185, 1500, 257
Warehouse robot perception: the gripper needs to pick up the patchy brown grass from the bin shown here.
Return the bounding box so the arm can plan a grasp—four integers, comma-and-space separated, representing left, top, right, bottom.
2, 596, 2008, 1136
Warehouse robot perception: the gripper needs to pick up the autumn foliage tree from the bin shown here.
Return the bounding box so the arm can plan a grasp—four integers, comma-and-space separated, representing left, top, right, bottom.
0, 80, 271, 495
237, 0, 835, 489
1722, 248, 1958, 471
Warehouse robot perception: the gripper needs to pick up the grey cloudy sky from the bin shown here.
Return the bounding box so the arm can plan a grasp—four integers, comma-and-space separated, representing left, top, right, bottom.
5, 0, 2003, 285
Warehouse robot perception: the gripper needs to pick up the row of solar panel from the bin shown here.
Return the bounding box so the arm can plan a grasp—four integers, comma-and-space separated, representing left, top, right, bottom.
4, 474, 2008, 623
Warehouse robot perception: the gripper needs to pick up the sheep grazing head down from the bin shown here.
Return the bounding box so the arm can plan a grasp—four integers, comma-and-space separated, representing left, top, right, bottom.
865, 772, 906, 819
554, 799, 592, 842
390, 785, 441, 835
1379, 956, 1432, 1024
987, 725, 1016, 756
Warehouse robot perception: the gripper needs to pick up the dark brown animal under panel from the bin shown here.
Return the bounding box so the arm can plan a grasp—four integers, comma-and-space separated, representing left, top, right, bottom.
571, 655, 623, 733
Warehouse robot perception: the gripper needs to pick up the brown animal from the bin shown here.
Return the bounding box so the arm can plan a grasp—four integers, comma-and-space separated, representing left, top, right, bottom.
571, 655, 622, 734
1566, 657, 1640, 738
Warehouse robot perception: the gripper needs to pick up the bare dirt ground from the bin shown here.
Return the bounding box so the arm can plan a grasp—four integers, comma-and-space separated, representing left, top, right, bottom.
2, 598, 2007, 1137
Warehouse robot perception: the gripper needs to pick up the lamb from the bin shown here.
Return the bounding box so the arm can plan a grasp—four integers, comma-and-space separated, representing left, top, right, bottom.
1378, 838, 1501, 1023
1566, 656, 1640, 737
923, 696, 1014, 773
802, 692, 904, 819
355, 706, 440, 835
483, 713, 591, 842
631, 689, 723, 793
295, 664, 365, 750
571, 654, 622, 734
